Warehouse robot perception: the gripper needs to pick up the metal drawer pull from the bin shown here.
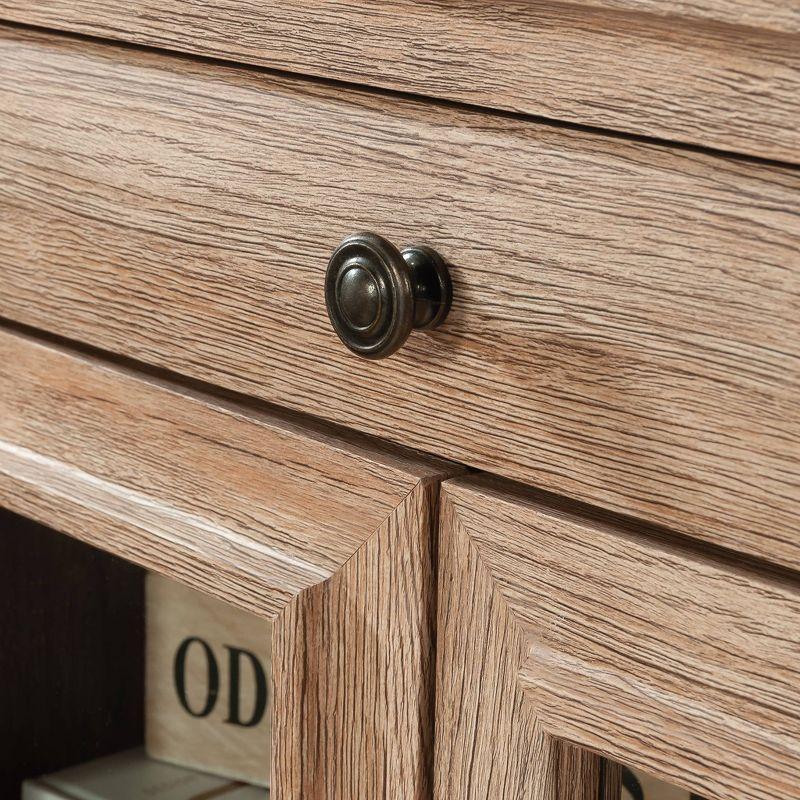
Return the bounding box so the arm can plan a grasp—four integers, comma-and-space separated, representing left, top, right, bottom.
325, 232, 452, 359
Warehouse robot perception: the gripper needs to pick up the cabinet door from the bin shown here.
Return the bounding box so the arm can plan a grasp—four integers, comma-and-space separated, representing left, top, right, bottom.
0, 328, 453, 800
436, 476, 800, 800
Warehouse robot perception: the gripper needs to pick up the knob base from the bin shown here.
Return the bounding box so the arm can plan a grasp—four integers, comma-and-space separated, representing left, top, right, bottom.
402, 245, 453, 331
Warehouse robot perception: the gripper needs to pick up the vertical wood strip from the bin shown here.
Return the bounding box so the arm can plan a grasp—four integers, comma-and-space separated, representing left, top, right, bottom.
434, 492, 616, 799
558, 742, 622, 800
273, 481, 438, 799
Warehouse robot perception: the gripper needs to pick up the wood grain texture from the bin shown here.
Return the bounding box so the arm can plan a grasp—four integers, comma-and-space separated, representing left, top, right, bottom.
1, 29, 798, 568
434, 484, 619, 800
0, 510, 144, 798
436, 475, 800, 800
274, 479, 437, 800
0, 3, 798, 161
0, 328, 452, 799
0, 33, 800, 566
0, 329, 441, 618
576, 0, 800, 32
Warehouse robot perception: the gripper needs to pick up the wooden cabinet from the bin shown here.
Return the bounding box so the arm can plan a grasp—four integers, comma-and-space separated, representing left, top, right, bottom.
0, 329, 453, 798
0, 2, 798, 798
436, 476, 800, 800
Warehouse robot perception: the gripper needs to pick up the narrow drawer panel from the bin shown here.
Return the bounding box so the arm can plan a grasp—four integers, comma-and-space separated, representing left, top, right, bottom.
1, 29, 798, 566
0, 2, 798, 160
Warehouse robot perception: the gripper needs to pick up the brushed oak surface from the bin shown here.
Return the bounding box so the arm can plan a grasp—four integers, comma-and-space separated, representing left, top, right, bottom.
433, 481, 620, 800
578, 0, 800, 30
274, 479, 437, 800
0, 1, 798, 160
0, 328, 452, 799
1, 29, 798, 567
0, 330, 432, 618
436, 476, 800, 800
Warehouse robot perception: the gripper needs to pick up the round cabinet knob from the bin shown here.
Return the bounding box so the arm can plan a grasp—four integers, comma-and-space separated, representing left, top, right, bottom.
325, 232, 452, 359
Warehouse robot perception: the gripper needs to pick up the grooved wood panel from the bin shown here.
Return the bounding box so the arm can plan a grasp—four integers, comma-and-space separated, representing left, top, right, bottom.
433, 479, 621, 800
436, 476, 800, 800
1, 29, 798, 567
0, 3, 798, 161
0, 328, 452, 799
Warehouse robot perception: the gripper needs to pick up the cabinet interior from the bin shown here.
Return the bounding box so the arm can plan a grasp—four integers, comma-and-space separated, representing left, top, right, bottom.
0, 508, 145, 796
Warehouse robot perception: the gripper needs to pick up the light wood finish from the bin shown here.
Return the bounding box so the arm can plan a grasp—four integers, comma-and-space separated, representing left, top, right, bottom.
0, 328, 453, 800
0, 3, 797, 161
578, 0, 800, 31
0, 329, 439, 619
436, 475, 800, 800
2, 29, 798, 566
274, 477, 438, 799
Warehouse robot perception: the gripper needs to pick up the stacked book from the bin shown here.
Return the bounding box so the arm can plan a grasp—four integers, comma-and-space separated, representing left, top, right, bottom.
23, 750, 266, 800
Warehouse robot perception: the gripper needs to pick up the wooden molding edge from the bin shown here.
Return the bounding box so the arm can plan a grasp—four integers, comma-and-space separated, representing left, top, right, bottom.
438, 475, 800, 800
0, 327, 452, 616
273, 478, 440, 799
434, 486, 617, 800
0, 328, 457, 798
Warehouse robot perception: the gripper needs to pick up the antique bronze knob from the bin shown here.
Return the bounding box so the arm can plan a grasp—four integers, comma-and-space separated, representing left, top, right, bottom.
325, 232, 452, 359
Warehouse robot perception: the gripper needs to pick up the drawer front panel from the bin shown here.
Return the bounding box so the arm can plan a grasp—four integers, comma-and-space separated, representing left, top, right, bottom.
0, 3, 798, 161
436, 476, 800, 800
1, 29, 798, 566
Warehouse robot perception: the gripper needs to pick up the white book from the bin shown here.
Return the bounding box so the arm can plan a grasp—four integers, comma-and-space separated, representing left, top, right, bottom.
22, 748, 268, 800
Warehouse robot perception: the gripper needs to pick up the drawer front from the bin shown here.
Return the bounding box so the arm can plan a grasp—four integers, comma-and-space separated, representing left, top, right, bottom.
0, 3, 798, 161
436, 475, 800, 800
0, 328, 451, 799
1, 29, 798, 567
